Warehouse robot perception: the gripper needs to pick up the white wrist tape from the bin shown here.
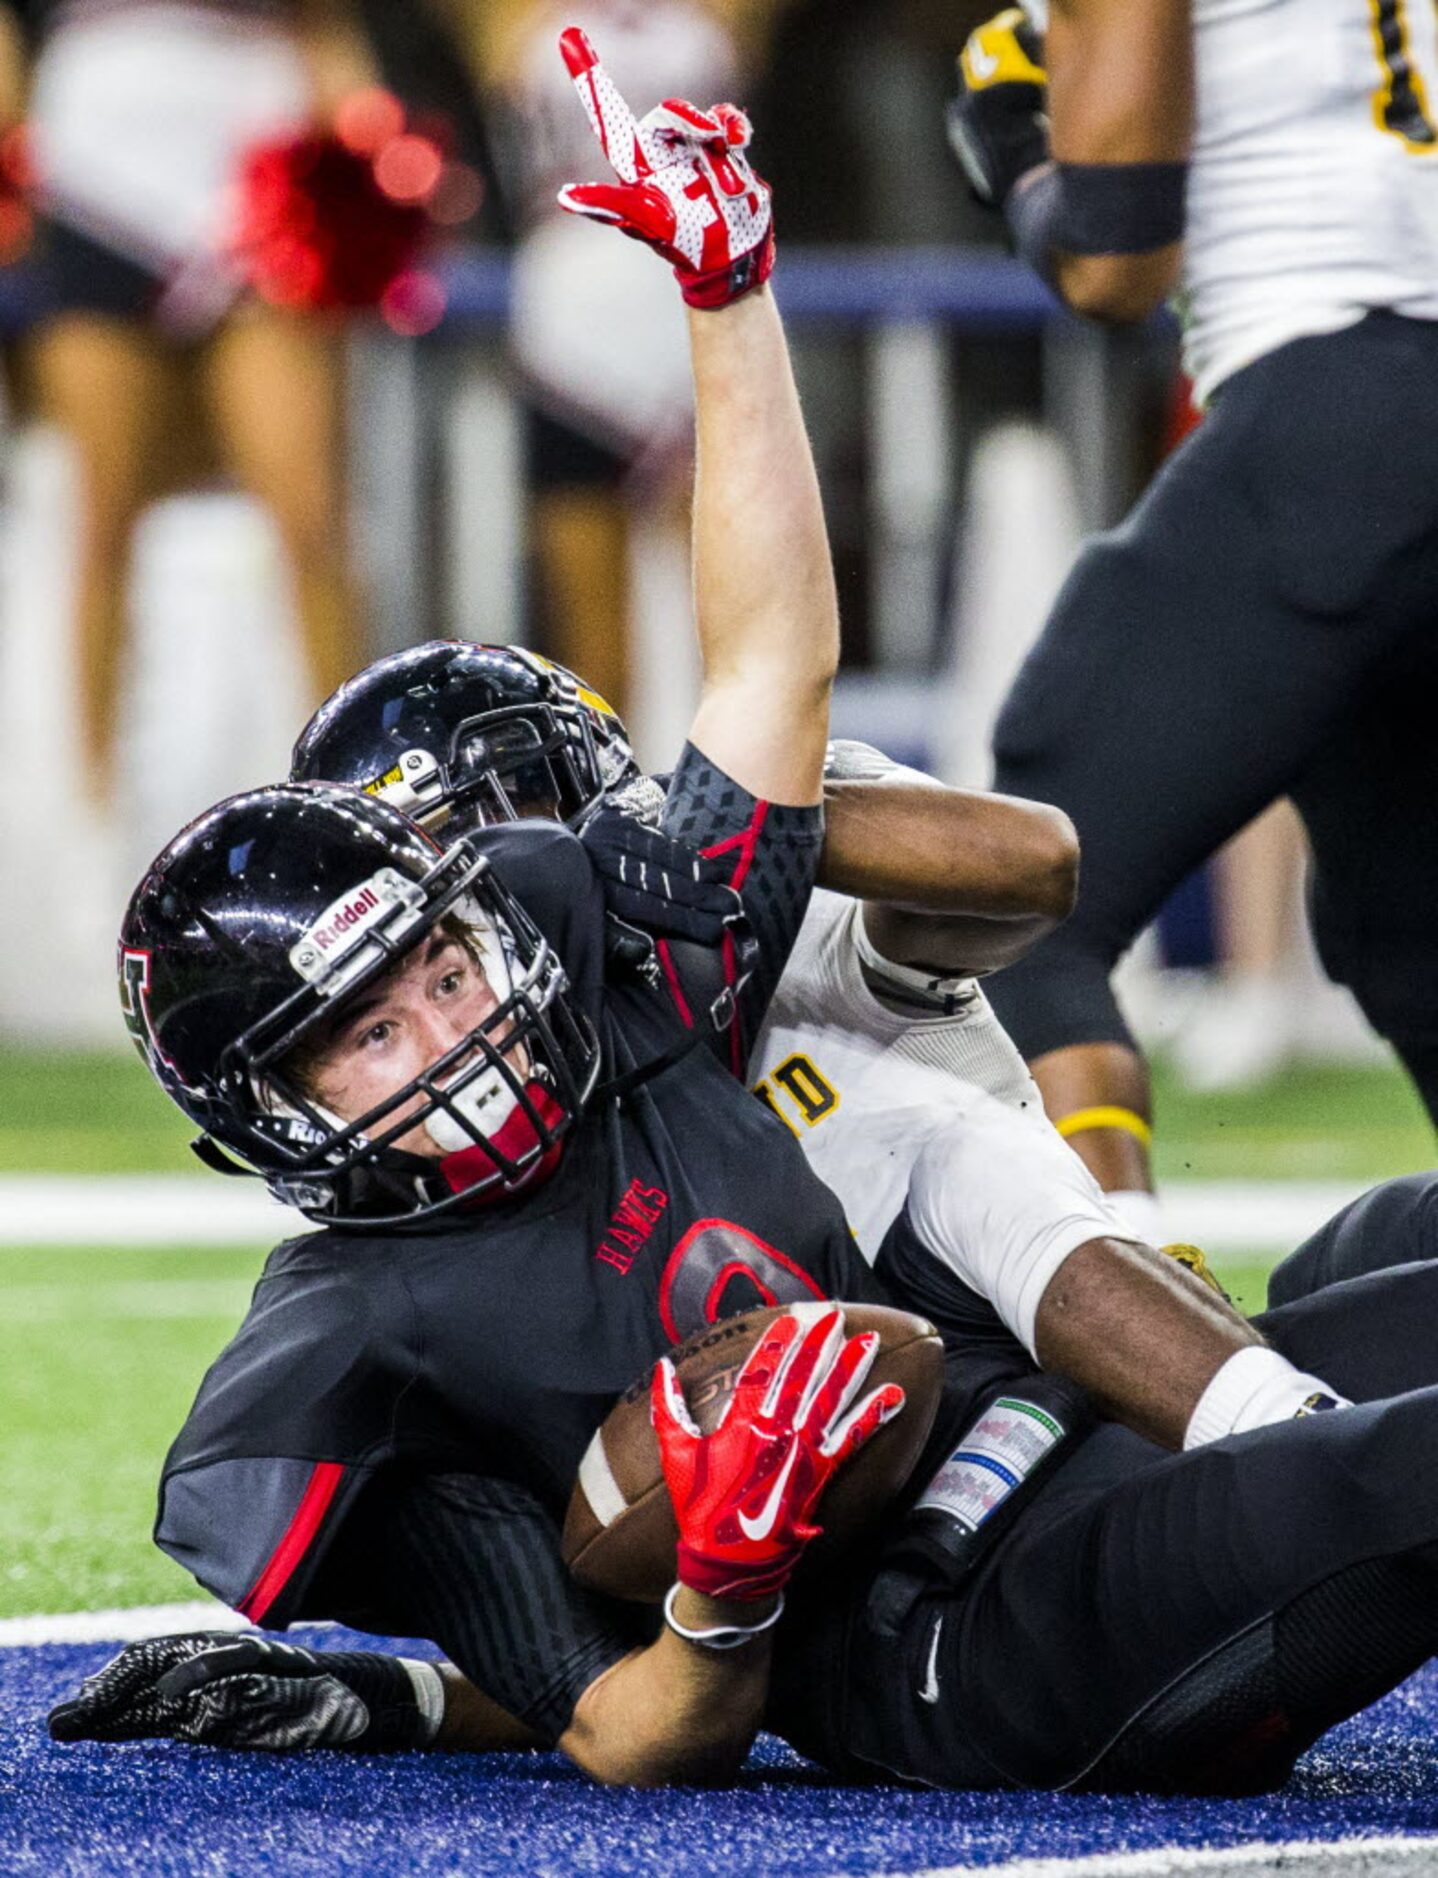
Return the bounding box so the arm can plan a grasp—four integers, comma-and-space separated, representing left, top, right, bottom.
399, 1658, 446, 1744
1183, 1346, 1349, 1451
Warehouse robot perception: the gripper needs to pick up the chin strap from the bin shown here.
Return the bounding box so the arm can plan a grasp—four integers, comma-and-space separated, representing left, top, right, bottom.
593, 1024, 710, 1106
191, 1135, 258, 1178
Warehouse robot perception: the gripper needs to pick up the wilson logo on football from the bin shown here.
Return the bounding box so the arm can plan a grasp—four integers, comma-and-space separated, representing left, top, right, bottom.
288, 868, 420, 985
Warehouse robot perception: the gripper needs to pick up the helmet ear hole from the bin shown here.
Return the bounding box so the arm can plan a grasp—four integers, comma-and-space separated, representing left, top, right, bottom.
365, 747, 444, 818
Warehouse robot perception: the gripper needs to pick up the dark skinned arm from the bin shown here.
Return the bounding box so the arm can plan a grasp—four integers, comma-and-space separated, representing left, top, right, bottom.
820, 764, 1079, 976
1034, 1236, 1264, 1449
821, 748, 1267, 1453
1036, 0, 1193, 322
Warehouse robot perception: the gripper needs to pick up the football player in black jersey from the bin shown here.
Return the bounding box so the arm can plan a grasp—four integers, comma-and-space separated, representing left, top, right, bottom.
55, 29, 925, 1785
285, 635, 1353, 1460
50, 31, 1438, 1796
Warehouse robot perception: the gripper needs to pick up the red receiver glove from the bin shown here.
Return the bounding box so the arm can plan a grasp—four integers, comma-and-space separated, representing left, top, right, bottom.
555, 25, 775, 309
652, 1305, 905, 1601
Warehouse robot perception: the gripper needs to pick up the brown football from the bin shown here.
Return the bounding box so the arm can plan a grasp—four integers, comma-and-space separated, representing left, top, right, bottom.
562, 1301, 945, 1604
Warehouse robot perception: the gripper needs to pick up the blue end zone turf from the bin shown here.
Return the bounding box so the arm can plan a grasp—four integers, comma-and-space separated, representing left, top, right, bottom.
8, 1632, 1438, 1875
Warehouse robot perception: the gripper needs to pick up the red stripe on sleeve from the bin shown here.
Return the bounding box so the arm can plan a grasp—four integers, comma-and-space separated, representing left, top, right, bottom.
700, 799, 769, 891
700, 801, 769, 1073
239, 1461, 346, 1625
655, 939, 695, 1029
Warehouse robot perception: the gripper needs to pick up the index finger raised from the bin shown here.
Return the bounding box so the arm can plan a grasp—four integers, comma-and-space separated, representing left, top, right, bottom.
559, 26, 652, 182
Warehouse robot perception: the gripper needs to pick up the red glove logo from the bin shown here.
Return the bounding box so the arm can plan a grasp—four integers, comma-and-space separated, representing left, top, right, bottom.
652, 1305, 905, 1600
554, 26, 775, 309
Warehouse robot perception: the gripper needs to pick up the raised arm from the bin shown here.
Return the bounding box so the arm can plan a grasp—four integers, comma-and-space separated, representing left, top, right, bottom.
556, 29, 836, 806
683, 293, 837, 804
950, 0, 1192, 323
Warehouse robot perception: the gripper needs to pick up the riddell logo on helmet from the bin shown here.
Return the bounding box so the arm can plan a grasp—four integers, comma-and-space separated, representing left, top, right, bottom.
313, 886, 380, 952
289, 868, 410, 983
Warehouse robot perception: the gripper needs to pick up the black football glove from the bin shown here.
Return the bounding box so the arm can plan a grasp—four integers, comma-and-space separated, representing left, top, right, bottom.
47, 1632, 438, 1751
946, 7, 1049, 209
581, 806, 744, 947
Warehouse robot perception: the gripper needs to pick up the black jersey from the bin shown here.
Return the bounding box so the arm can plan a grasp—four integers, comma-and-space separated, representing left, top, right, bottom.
156, 747, 956, 1736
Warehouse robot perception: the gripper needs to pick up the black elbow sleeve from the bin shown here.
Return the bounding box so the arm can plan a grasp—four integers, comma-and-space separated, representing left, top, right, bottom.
1007, 160, 1188, 282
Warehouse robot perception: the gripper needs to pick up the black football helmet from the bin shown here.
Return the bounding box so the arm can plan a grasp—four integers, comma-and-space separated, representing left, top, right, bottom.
290, 641, 642, 833
119, 783, 601, 1226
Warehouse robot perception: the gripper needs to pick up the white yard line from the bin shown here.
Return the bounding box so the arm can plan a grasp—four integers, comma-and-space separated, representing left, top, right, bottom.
898, 1838, 1438, 1878
0, 1175, 294, 1245
4, 1279, 256, 1321
0, 1175, 1378, 1250
1160, 1181, 1374, 1254
0, 1601, 252, 1646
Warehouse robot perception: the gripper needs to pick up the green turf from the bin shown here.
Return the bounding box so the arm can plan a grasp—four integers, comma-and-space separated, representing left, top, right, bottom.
1151, 1058, 1433, 1184
2, 1046, 1430, 1183
1209, 1256, 1272, 1319
0, 1245, 266, 1616
0, 1048, 196, 1176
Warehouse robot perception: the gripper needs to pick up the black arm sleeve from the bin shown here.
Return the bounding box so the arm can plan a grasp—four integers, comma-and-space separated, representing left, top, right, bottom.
660, 743, 824, 1060
311, 1472, 643, 1744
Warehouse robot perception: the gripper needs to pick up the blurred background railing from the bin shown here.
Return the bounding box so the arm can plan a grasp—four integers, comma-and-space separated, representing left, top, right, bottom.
345, 248, 1161, 758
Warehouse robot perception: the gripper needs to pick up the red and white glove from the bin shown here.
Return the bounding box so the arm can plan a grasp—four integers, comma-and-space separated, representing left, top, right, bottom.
652, 1306, 905, 1601
555, 25, 775, 310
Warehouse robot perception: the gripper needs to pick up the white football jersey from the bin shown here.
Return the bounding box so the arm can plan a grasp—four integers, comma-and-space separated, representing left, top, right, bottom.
1183, 0, 1438, 399
1025, 0, 1438, 401
752, 891, 1123, 1354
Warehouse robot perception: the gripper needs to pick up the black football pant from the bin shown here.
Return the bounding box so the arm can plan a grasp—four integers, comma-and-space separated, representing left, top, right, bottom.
1269, 1172, 1438, 1306
985, 312, 1438, 1120
825, 1259, 1438, 1793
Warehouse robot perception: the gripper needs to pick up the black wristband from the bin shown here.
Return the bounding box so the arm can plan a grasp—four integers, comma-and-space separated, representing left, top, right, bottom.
1007, 161, 1188, 280
320, 1652, 437, 1750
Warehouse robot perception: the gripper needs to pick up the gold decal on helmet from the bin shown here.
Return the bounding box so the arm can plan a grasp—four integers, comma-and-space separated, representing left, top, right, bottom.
576, 684, 619, 719
361, 764, 405, 797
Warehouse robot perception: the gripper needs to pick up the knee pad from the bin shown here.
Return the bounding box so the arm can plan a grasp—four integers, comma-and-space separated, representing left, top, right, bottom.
1268, 1173, 1438, 1306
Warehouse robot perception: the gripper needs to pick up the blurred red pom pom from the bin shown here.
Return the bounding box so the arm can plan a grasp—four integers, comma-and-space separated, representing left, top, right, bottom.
0, 125, 34, 194
380, 268, 447, 336
229, 131, 429, 313
0, 126, 35, 264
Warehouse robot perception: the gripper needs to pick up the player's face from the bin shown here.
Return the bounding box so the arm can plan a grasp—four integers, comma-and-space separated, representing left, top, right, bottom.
302, 930, 513, 1159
